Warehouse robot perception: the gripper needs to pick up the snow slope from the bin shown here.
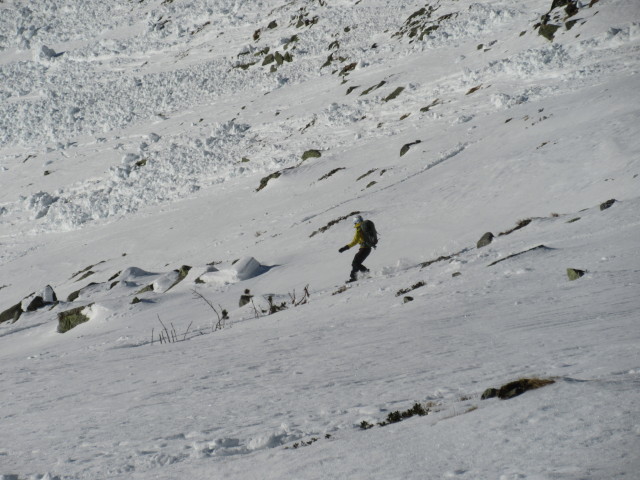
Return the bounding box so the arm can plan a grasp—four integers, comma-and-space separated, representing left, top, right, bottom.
1, 0, 639, 478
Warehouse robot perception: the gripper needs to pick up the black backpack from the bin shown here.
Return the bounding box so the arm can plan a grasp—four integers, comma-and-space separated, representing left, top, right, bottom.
360, 219, 378, 248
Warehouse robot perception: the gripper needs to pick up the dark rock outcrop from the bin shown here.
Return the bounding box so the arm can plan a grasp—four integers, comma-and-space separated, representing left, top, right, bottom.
0, 302, 23, 324
600, 199, 616, 211
482, 378, 555, 400
58, 305, 93, 333
567, 268, 586, 281
476, 232, 494, 248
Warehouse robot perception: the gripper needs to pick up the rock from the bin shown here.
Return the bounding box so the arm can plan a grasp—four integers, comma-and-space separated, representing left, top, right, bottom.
166, 265, 192, 292
477, 232, 494, 248
452, 272, 462, 277
58, 305, 92, 333
339, 62, 357, 77
496, 378, 555, 399
40, 45, 63, 60
262, 53, 275, 65
538, 23, 560, 41
302, 149, 322, 161
488, 245, 550, 267
136, 284, 154, 295
400, 140, 421, 157
0, 302, 23, 324
26, 296, 45, 312
67, 282, 98, 302
256, 171, 282, 192
567, 268, 586, 281
600, 199, 616, 211
383, 87, 405, 102
403, 296, 414, 303
481, 388, 498, 400
42, 285, 57, 303
233, 257, 265, 281
482, 378, 555, 400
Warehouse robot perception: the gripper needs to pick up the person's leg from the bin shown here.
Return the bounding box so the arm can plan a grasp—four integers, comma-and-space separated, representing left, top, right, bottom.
350, 247, 371, 279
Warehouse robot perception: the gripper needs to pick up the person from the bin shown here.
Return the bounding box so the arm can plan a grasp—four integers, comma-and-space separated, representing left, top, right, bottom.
338, 215, 372, 282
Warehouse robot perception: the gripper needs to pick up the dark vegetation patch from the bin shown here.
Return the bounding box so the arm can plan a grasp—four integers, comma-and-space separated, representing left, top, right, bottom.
420, 98, 441, 112
361, 81, 386, 96
419, 250, 465, 269
70, 261, 105, 280
396, 281, 426, 297
318, 168, 345, 181
256, 167, 295, 192
466, 85, 482, 95
361, 402, 430, 430
339, 62, 357, 78
302, 149, 322, 161
76, 270, 95, 282
310, 211, 361, 238
498, 218, 533, 236
67, 282, 99, 302
383, 87, 405, 102
332, 285, 348, 295
300, 117, 316, 134
487, 245, 551, 267
357, 168, 377, 181
481, 378, 555, 400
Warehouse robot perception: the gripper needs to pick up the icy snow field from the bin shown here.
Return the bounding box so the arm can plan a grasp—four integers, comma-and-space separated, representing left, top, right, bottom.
1, 0, 639, 478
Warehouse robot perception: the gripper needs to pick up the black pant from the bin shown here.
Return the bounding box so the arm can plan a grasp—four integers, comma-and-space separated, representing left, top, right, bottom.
350, 247, 371, 280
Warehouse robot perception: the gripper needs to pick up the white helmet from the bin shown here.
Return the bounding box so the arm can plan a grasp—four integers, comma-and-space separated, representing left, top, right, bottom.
353, 214, 363, 225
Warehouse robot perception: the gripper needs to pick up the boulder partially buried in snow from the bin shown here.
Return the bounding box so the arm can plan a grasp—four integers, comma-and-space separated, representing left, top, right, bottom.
135, 266, 191, 294
0, 301, 23, 324
477, 232, 494, 248
233, 256, 265, 281
119, 267, 157, 282
22, 285, 59, 312
58, 304, 92, 333
196, 258, 268, 286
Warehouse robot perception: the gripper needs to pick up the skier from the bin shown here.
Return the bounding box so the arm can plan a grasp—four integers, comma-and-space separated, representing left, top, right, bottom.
338, 214, 376, 283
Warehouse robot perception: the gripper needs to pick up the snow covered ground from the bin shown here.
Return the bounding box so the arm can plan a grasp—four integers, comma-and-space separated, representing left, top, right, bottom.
1, 0, 639, 478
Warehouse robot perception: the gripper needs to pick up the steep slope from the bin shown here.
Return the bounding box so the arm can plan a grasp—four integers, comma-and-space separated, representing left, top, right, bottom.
0, 0, 639, 478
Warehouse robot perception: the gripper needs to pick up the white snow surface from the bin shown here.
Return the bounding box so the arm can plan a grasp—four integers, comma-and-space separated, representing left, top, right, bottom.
1, 0, 639, 478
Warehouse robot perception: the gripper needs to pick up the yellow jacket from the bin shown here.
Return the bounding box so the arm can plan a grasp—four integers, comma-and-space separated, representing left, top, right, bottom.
347, 223, 365, 248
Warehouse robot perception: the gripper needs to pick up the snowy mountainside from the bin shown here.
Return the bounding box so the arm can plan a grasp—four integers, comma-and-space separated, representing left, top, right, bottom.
1, 0, 639, 479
